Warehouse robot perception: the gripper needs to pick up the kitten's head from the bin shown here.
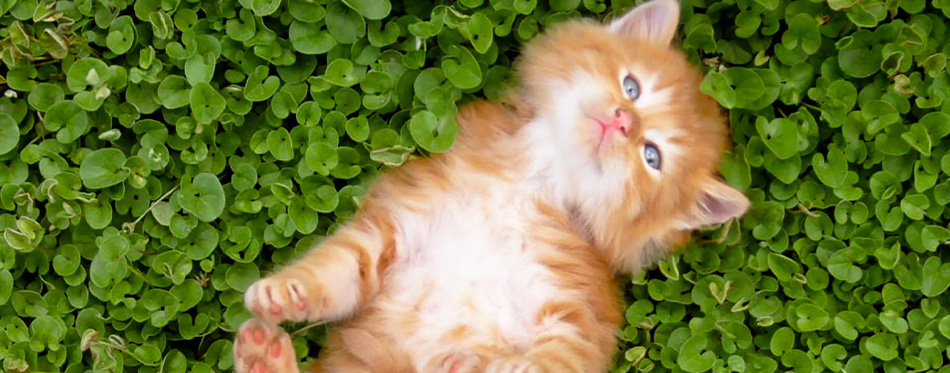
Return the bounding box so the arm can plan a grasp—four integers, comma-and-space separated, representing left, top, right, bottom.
516, 0, 750, 272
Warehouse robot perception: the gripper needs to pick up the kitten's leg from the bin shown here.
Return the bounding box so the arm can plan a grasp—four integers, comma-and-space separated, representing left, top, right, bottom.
486, 302, 615, 373
485, 356, 542, 373
244, 208, 395, 324
311, 322, 416, 373
234, 318, 300, 373
425, 351, 483, 373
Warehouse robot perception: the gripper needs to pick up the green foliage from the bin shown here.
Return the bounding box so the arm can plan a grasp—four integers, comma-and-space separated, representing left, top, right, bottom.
0, 0, 948, 372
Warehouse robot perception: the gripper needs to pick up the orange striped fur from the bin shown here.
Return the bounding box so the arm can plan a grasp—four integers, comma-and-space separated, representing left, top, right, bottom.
233, 1, 749, 372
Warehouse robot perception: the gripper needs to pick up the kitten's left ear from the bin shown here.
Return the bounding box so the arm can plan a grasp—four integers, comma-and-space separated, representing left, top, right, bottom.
678, 177, 750, 230
608, 0, 681, 45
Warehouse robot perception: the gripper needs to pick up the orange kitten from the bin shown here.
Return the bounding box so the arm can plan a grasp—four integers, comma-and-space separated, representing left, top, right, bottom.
233, 0, 749, 372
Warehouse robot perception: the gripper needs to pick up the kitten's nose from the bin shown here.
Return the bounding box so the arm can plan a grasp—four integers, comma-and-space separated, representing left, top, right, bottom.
610, 108, 631, 136
591, 108, 632, 137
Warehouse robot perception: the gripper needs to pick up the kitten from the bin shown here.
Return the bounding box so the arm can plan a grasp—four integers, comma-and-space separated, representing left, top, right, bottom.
233, 0, 749, 372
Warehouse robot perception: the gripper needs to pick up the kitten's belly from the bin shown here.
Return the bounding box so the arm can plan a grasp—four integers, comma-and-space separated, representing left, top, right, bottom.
382, 197, 557, 366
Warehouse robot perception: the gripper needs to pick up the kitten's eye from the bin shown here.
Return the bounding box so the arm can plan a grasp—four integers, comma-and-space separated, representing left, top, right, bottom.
622, 75, 641, 100
643, 143, 661, 170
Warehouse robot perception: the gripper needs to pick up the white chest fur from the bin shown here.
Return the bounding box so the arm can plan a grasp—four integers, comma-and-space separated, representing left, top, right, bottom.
384, 185, 559, 367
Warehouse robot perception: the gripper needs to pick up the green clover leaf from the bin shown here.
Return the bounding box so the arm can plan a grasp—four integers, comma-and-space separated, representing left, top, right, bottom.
191, 82, 227, 124
80, 149, 129, 189
178, 173, 226, 222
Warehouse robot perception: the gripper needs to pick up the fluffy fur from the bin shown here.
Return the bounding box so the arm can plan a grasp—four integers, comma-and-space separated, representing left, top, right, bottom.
233, 1, 750, 372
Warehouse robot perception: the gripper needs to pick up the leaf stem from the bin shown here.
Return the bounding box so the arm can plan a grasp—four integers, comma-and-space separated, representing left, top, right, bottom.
290, 321, 328, 337
124, 261, 155, 286
127, 185, 179, 231
796, 204, 819, 218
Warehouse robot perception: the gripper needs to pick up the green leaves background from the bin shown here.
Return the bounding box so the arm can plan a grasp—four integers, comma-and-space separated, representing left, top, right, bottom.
0, 0, 949, 372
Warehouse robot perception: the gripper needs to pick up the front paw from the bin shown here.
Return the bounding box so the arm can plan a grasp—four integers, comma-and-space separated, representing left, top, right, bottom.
485, 356, 543, 373
245, 275, 325, 324
234, 318, 299, 373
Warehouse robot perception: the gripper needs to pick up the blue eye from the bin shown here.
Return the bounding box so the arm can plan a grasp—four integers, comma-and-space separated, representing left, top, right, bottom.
623, 75, 640, 100
644, 143, 661, 170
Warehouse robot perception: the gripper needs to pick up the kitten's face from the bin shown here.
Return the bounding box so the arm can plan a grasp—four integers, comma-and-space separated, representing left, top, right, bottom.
518, 0, 749, 268
523, 32, 695, 182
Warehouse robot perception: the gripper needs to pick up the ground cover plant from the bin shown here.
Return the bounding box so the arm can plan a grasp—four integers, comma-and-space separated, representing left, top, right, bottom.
0, 0, 948, 372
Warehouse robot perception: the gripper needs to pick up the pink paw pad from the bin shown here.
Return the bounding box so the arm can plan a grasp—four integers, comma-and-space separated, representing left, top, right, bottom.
233, 319, 299, 373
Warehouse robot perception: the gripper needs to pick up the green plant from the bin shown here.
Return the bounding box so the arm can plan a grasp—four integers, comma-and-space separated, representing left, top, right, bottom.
0, 0, 948, 372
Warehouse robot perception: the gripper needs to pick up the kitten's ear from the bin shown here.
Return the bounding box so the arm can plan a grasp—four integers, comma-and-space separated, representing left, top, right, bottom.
678, 177, 750, 230
608, 0, 681, 45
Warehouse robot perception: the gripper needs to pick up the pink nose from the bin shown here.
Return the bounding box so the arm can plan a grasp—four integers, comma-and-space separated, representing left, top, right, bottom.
601, 108, 630, 136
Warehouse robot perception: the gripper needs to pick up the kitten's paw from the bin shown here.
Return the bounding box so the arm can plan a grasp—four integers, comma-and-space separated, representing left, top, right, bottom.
234, 319, 299, 373
245, 275, 324, 323
427, 351, 483, 373
485, 356, 543, 373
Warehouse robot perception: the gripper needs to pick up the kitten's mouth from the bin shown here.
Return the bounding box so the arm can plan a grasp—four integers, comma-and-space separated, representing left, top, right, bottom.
589, 117, 629, 149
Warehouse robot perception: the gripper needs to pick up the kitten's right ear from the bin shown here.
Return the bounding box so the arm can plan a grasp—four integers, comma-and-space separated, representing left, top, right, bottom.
677, 177, 751, 230
608, 0, 681, 45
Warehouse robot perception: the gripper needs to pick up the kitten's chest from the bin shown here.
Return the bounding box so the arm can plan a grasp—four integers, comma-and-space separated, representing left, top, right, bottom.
393, 191, 543, 285
386, 190, 559, 345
